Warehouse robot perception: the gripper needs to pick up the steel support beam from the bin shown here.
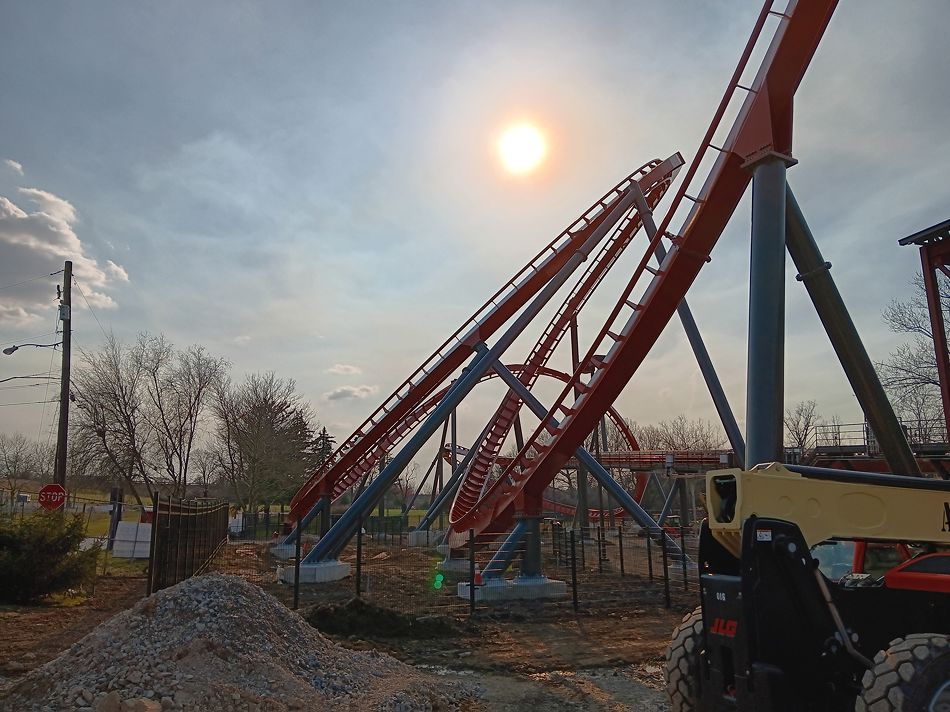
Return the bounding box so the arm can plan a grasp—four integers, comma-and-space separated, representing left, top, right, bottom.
631, 184, 746, 466
483, 519, 527, 579
745, 157, 788, 467
281, 495, 329, 544
921, 246, 950, 444
416, 421, 492, 531
520, 515, 542, 577
487, 356, 684, 557
303, 187, 639, 562
569, 316, 590, 535
785, 186, 921, 476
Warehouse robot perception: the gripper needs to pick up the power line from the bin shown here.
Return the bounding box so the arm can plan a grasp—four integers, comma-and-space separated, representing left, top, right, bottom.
0, 372, 49, 384
72, 278, 110, 342
0, 270, 62, 292
36, 310, 60, 442
0, 331, 57, 348
0, 399, 58, 407
0, 382, 53, 392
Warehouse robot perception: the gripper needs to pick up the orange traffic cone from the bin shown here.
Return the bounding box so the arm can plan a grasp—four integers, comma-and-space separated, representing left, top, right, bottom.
474, 565, 483, 586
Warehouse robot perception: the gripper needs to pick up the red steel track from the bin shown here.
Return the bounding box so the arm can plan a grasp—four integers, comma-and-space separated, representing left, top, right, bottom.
447, 154, 681, 522
447, 0, 838, 546
288, 158, 679, 526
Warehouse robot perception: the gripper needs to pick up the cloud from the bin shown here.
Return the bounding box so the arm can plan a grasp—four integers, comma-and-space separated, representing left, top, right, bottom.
325, 363, 362, 375
4, 159, 23, 176
323, 384, 378, 401
0, 188, 127, 326
105, 260, 129, 282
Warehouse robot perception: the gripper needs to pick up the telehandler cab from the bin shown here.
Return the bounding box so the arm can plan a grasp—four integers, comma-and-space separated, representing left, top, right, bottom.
666, 462, 950, 711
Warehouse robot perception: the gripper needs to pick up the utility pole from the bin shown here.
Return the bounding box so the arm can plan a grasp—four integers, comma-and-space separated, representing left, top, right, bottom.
54, 260, 72, 487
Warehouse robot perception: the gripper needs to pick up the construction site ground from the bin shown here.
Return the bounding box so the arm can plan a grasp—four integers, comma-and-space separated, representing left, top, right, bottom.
1, 540, 696, 710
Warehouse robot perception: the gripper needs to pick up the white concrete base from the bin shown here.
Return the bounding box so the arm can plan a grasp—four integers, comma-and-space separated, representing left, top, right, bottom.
270, 543, 296, 560
277, 560, 350, 584
457, 575, 568, 602
438, 556, 471, 572
408, 530, 444, 547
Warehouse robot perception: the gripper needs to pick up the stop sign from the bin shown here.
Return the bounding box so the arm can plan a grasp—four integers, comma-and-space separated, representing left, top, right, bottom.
38, 483, 67, 511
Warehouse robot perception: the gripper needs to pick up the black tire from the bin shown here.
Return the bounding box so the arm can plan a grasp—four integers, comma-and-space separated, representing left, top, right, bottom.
665, 605, 703, 711
855, 634, 950, 711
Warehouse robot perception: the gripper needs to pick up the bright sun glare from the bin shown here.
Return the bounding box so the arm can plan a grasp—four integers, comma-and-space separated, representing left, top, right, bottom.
498, 124, 547, 174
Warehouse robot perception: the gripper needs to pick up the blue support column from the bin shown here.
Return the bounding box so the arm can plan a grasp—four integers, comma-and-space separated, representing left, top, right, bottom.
487, 357, 685, 559
416, 421, 492, 531
482, 520, 527, 579
280, 495, 329, 545
745, 157, 789, 467
302, 186, 640, 564
630, 183, 745, 466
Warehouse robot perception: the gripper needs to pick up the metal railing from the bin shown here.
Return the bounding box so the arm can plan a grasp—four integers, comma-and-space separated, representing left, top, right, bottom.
814, 418, 948, 455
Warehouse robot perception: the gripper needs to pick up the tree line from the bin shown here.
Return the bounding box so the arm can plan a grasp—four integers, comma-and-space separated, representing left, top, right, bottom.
3, 333, 335, 513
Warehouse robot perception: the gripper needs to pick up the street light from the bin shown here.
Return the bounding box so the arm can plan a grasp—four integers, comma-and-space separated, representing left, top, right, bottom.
2, 342, 63, 355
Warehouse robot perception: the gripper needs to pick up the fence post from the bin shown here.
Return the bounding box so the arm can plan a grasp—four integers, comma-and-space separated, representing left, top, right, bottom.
468, 528, 476, 616
293, 515, 302, 611
618, 524, 625, 577
596, 525, 604, 575
661, 532, 671, 610
679, 523, 689, 591
356, 517, 363, 598
646, 532, 654, 582
570, 529, 579, 612
146, 491, 159, 596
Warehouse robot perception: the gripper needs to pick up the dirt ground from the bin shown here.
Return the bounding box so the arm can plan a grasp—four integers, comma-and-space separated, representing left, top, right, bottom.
0, 576, 145, 684
0, 537, 695, 710
234, 538, 695, 710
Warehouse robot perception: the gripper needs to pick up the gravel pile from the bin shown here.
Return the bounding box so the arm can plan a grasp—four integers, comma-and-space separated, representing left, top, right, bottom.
1, 574, 473, 711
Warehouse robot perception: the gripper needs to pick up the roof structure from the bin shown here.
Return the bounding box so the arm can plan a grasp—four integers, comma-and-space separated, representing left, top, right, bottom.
898, 218, 950, 246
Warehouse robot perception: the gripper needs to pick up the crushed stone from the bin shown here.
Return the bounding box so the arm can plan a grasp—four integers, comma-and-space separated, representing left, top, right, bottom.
0, 574, 474, 711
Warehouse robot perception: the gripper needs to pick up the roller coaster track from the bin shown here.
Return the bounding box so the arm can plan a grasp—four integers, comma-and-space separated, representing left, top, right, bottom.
287, 157, 679, 528
447, 154, 681, 522
447, 0, 838, 545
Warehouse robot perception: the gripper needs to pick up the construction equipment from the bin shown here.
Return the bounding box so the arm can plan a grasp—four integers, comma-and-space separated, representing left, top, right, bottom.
666, 462, 950, 710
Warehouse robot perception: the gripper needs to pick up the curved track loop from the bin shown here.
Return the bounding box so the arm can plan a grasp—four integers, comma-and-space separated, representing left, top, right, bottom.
448, 155, 681, 523
448, 0, 837, 545
288, 158, 675, 525
353, 365, 640, 504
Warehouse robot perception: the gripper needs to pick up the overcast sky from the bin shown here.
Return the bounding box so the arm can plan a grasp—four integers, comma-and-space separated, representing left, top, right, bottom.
1, 1, 948, 457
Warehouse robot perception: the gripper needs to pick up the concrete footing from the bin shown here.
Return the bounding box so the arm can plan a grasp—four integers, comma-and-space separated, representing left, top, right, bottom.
438, 556, 471, 572
277, 560, 350, 584
457, 575, 568, 602
269, 543, 296, 560
408, 530, 444, 547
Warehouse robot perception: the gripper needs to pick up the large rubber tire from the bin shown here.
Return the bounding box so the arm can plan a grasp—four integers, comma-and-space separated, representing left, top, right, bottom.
665, 606, 703, 711
855, 634, 950, 711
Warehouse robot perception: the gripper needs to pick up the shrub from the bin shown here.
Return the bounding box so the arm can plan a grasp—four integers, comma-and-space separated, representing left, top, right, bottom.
0, 513, 99, 603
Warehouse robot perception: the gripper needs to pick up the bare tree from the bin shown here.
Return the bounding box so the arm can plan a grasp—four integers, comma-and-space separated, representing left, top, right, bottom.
0, 433, 38, 508
879, 272, 949, 416
784, 400, 822, 451
71, 334, 155, 506
629, 416, 727, 451
71, 332, 228, 503
139, 335, 228, 496
392, 461, 419, 514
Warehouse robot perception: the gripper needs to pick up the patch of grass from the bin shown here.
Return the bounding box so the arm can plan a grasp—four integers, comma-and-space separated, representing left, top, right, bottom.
82, 509, 142, 538
98, 551, 148, 578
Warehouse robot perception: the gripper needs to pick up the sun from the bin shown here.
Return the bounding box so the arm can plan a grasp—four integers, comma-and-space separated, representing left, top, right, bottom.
498, 124, 547, 174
